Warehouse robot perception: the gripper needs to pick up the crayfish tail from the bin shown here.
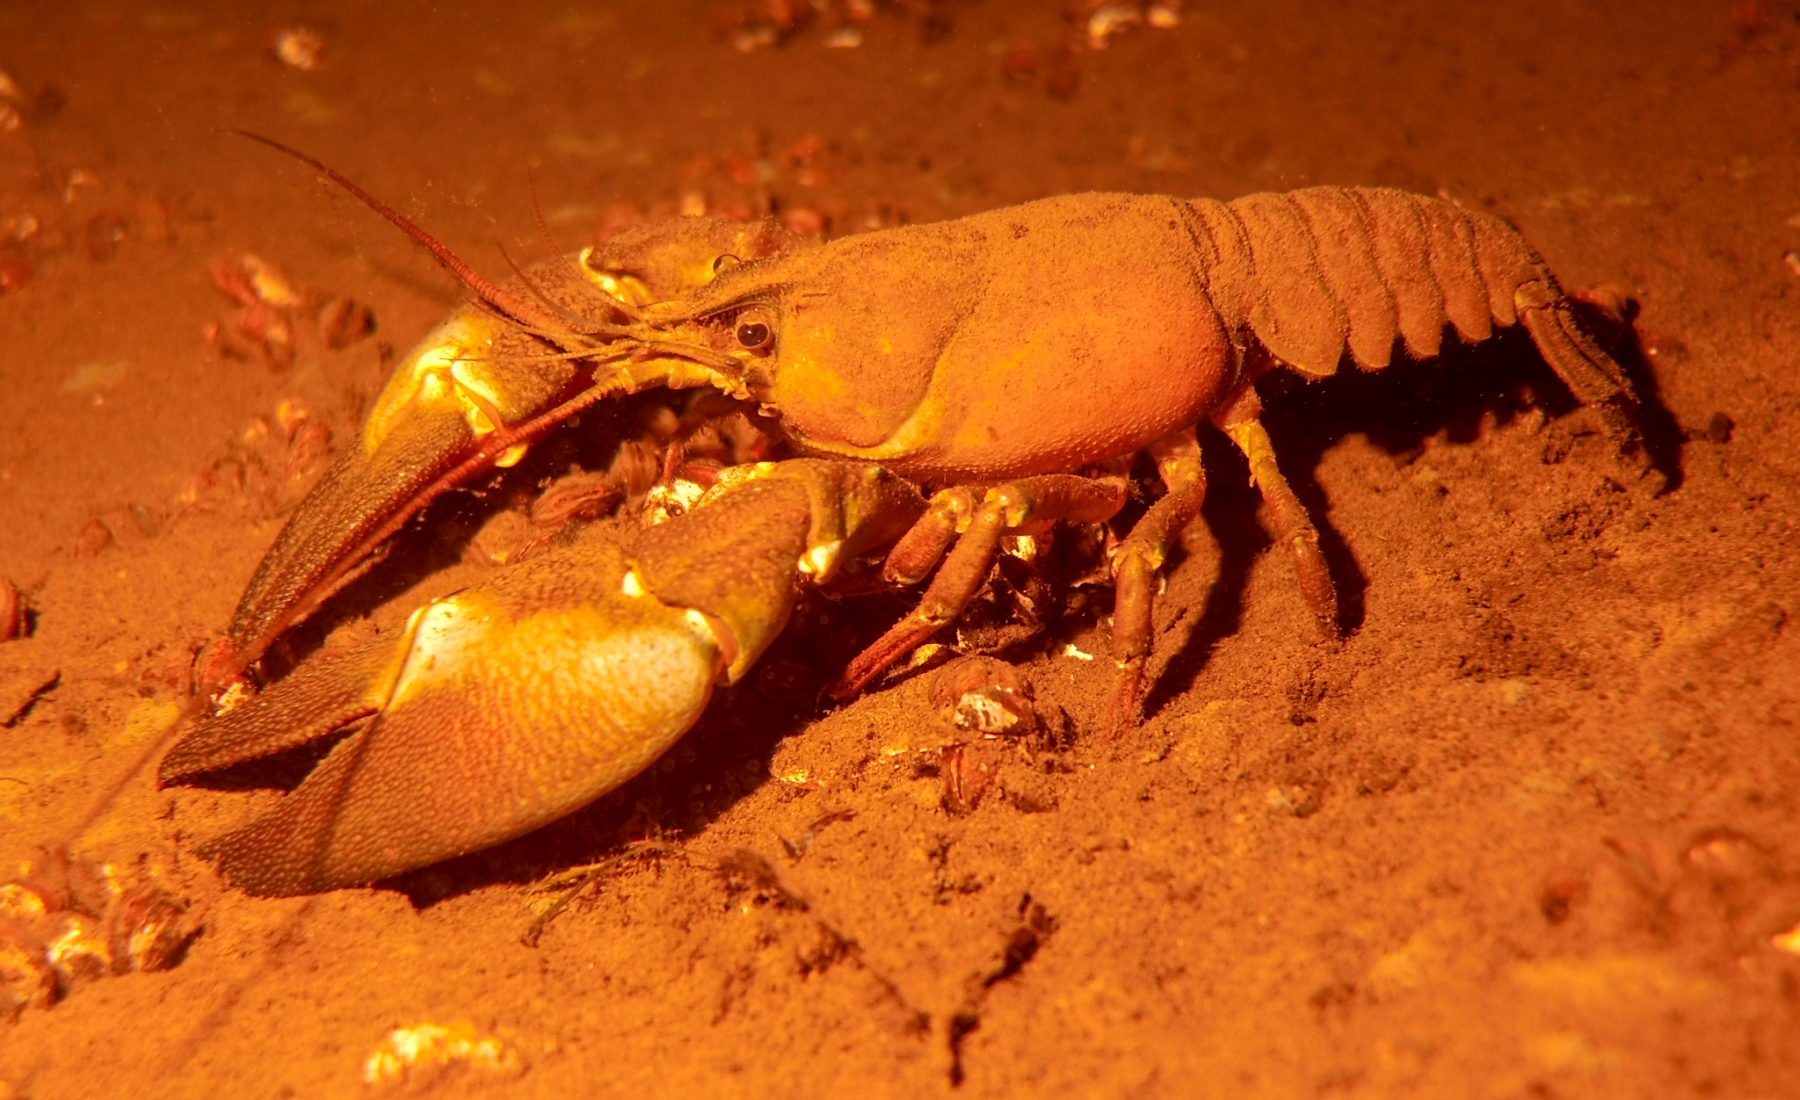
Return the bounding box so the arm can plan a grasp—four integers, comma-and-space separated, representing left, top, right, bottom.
1517, 291, 1649, 466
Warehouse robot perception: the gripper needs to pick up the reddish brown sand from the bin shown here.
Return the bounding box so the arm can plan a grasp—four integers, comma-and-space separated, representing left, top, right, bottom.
2, 1, 1799, 1096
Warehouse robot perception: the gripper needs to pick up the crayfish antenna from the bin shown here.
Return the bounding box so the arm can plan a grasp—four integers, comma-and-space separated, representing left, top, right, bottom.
522, 166, 649, 323
496, 242, 633, 338
231, 130, 619, 338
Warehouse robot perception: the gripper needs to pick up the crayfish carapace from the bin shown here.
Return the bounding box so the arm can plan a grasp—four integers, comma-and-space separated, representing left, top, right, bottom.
162, 136, 1652, 894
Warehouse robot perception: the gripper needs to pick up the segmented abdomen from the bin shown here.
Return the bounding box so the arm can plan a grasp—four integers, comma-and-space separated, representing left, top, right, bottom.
1181, 188, 1574, 374
1179, 186, 1641, 440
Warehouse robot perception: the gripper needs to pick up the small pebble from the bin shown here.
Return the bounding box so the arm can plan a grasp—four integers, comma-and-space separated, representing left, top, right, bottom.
273, 26, 324, 71
73, 519, 113, 558
317, 295, 376, 348
0, 256, 25, 294
1147, 1, 1182, 28
1772, 922, 1800, 956
1086, 4, 1142, 50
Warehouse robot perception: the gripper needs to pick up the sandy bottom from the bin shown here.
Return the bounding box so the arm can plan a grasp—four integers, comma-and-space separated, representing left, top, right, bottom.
2, 1, 1798, 1096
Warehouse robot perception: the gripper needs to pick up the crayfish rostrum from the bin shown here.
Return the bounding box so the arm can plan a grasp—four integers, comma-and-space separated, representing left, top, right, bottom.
162, 136, 1651, 894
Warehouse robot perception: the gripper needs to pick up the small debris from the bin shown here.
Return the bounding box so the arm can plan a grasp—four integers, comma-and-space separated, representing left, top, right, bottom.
1570, 283, 1634, 327
521, 843, 674, 947
1783, 250, 1800, 277
0, 254, 29, 294
317, 295, 376, 348
72, 520, 113, 558
170, 399, 336, 527
362, 1022, 525, 1089
1001, 41, 1040, 83
1077, 0, 1180, 49
206, 251, 373, 367
0, 847, 196, 1021
1497, 679, 1531, 706
60, 360, 129, 396
61, 169, 100, 205
1146, 0, 1181, 28
1086, 4, 1143, 49
84, 212, 127, 261
776, 809, 854, 861
210, 250, 302, 308
0, 70, 21, 132
1771, 921, 1800, 956
712, 0, 898, 52
207, 252, 300, 368
929, 655, 1039, 737
1538, 867, 1587, 925
1640, 331, 1688, 361
273, 26, 325, 71
927, 658, 1051, 813
107, 884, 191, 972
733, 24, 780, 52
1412, 463, 1447, 495
1705, 412, 1734, 444
1060, 643, 1094, 661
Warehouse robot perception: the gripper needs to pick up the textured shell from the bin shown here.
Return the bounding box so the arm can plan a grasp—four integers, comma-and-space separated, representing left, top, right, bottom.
1187, 187, 1542, 376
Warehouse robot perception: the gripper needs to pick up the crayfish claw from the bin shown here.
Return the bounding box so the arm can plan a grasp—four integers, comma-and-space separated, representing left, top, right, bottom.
169, 461, 923, 895
205, 726, 377, 896
172, 532, 725, 894
161, 643, 391, 785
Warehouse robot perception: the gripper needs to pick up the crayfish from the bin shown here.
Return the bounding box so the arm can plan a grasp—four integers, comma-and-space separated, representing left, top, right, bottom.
159, 136, 1650, 895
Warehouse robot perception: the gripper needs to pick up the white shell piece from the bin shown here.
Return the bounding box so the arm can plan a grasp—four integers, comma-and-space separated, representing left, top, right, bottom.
362, 1022, 524, 1087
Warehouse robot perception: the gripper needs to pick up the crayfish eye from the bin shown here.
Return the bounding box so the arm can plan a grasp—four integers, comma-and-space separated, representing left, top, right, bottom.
733, 307, 776, 353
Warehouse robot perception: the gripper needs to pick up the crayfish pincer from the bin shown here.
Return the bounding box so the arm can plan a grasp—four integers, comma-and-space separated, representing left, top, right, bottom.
167, 139, 1654, 891
161, 461, 922, 895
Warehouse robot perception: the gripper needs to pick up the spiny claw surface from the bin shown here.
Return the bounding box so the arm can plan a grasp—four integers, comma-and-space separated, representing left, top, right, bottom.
173, 532, 723, 895
167, 460, 923, 895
